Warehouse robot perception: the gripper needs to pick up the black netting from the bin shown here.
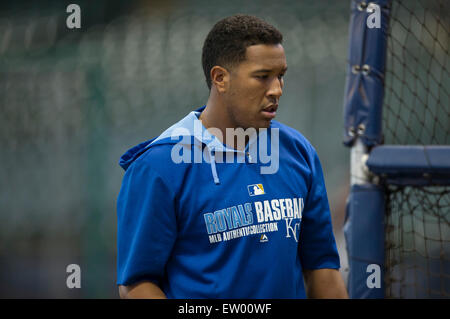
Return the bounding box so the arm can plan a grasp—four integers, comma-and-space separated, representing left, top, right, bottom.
385, 185, 450, 298
383, 0, 449, 145
381, 0, 450, 299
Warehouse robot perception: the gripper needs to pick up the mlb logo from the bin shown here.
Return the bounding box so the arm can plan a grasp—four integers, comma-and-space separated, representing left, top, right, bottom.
248, 184, 265, 196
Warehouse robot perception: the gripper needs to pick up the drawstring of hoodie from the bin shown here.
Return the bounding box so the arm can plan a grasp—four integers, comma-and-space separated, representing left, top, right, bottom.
209, 147, 220, 185
207, 147, 250, 185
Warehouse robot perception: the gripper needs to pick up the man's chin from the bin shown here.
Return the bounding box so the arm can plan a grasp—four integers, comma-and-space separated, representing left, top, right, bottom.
239, 118, 272, 130
257, 119, 272, 130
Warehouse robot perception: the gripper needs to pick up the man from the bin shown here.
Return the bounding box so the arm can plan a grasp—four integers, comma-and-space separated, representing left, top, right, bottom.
117, 14, 348, 299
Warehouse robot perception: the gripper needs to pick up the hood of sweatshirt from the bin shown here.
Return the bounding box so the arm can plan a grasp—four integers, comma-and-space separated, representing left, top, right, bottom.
119, 105, 261, 185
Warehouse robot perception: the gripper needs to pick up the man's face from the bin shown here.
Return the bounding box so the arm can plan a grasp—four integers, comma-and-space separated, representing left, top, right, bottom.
224, 44, 287, 129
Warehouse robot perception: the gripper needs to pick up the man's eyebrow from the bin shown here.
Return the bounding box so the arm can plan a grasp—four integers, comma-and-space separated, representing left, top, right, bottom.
252, 67, 288, 73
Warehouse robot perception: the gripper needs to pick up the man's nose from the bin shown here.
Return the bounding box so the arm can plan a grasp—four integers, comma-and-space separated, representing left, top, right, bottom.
267, 77, 283, 98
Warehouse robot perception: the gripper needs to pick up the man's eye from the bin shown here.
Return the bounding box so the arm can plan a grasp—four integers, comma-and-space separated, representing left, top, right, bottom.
256, 75, 268, 79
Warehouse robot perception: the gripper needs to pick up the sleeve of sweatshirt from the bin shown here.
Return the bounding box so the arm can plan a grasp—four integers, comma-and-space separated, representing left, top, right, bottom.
116, 158, 177, 287
299, 146, 340, 270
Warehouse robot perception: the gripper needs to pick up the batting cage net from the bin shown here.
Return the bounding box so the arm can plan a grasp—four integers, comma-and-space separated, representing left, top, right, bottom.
383, 0, 449, 145
344, 0, 449, 299
385, 185, 450, 298
382, 0, 449, 298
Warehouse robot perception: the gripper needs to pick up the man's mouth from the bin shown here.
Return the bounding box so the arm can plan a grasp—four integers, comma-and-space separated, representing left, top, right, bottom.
261, 104, 278, 119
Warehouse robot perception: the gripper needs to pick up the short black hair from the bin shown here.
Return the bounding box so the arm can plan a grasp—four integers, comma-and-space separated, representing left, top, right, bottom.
202, 14, 283, 90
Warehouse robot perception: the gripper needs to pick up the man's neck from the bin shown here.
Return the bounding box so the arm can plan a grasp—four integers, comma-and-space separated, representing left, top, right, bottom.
199, 92, 249, 151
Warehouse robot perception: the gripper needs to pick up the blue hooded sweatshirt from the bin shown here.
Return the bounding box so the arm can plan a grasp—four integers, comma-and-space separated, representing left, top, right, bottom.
117, 106, 340, 298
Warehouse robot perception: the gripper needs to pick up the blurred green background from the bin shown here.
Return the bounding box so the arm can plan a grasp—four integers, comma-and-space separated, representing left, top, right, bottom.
0, 0, 351, 298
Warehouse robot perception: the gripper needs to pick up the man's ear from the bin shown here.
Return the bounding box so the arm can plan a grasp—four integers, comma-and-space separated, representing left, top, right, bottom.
210, 66, 230, 93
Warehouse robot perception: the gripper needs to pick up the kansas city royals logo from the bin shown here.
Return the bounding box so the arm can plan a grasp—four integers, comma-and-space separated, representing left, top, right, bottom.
248, 184, 265, 196
285, 218, 301, 243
